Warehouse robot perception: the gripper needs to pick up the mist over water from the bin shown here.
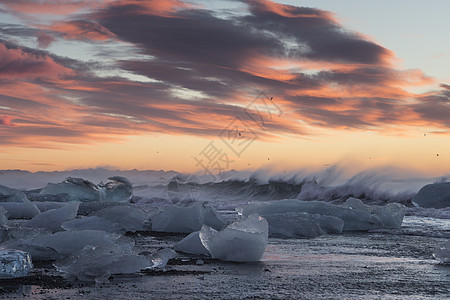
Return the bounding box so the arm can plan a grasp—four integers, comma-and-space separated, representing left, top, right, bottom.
1, 165, 448, 209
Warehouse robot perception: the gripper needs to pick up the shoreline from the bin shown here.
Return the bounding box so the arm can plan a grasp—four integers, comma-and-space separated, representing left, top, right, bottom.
1, 231, 449, 299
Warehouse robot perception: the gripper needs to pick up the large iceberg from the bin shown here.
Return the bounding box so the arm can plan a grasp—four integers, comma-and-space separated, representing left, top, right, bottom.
412, 182, 450, 209
433, 240, 450, 264
242, 198, 405, 231
263, 212, 344, 238
199, 214, 268, 262
25, 202, 80, 232
0, 249, 33, 278
2, 230, 134, 261
151, 202, 226, 233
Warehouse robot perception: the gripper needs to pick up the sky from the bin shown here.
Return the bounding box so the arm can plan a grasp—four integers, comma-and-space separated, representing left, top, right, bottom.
0, 0, 449, 177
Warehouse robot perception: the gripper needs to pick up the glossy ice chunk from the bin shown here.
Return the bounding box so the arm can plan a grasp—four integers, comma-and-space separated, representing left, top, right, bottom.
33, 201, 66, 212
25, 202, 80, 232
412, 182, 450, 208
100, 176, 133, 203
94, 205, 150, 232
2, 230, 133, 261
0, 192, 40, 219
242, 198, 404, 231
0, 225, 50, 243
174, 231, 210, 256
0, 249, 33, 278
2, 191, 28, 202
151, 202, 226, 233
263, 212, 344, 238
433, 240, 450, 263
54, 243, 149, 283
40, 177, 100, 202
62, 216, 125, 234
199, 214, 268, 262
0, 184, 16, 197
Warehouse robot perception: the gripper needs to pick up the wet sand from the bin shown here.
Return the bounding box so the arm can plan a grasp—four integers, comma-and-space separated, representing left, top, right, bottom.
1, 230, 449, 299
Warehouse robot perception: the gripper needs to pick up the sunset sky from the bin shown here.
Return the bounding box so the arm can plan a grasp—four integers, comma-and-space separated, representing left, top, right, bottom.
0, 0, 449, 176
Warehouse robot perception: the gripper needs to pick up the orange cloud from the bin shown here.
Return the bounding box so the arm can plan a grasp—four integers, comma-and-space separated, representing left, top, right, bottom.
0, 0, 111, 15
247, 0, 334, 19
45, 20, 116, 41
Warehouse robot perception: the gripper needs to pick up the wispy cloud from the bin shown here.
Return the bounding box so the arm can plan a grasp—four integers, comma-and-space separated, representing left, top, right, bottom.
0, 0, 448, 149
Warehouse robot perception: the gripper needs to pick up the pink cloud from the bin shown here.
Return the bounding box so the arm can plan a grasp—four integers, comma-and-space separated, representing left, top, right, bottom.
0, 43, 70, 79
0, 116, 13, 126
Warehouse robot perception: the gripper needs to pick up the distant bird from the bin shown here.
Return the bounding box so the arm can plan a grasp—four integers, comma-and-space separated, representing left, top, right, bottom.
424, 133, 427, 136
270, 97, 273, 101
238, 132, 241, 136
267, 158, 270, 160
437, 154, 440, 157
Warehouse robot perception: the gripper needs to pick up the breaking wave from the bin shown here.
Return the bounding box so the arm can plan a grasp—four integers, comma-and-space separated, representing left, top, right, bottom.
1, 166, 449, 218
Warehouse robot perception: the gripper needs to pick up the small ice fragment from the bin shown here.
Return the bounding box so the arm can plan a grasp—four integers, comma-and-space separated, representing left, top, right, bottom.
412, 182, 450, 208
62, 216, 125, 234
25, 202, 80, 232
94, 205, 150, 232
39, 177, 100, 202
433, 240, 450, 264
196, 259, 204, 265
54, 243, 149, 283
148, 248, 177, 269
199, 214, 268, 262
0, 249, 33, 278
151, 202, 226, 233
174, 231, 210, 256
